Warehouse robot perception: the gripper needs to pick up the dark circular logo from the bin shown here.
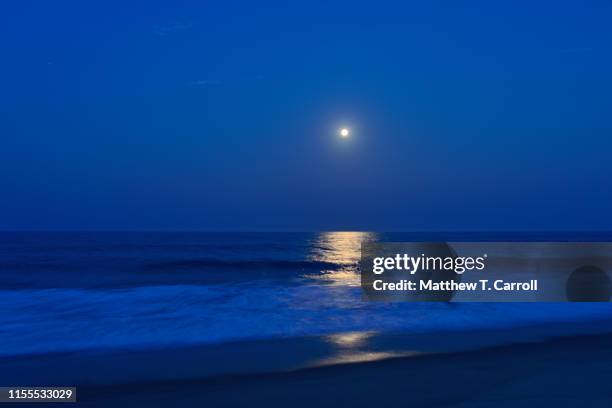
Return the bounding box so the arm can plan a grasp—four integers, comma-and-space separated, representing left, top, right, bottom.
566, 265, 612, 302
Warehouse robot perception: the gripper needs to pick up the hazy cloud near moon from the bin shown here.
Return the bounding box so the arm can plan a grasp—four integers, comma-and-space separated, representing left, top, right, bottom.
154, 21, 192, 36
189, 76, 265, 87
190, 80, 222, 86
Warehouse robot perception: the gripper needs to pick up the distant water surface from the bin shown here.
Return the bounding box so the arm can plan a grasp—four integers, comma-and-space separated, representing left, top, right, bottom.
1, 231, 612, 357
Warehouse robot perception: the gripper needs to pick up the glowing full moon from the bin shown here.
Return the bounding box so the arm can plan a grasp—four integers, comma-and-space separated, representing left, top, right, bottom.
340, 128, 350, 138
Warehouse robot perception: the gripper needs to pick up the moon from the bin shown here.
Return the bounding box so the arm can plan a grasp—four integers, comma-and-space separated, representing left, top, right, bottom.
339, 128, 350, 138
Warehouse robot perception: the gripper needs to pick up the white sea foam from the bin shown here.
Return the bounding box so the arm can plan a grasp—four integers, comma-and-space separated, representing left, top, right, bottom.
1, 282, 612, 356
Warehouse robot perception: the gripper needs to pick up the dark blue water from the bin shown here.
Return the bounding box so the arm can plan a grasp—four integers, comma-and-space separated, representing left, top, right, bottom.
2, 231, 612, 357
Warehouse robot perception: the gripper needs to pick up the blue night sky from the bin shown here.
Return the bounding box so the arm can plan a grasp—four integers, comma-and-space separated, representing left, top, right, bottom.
1, 1, 611, 231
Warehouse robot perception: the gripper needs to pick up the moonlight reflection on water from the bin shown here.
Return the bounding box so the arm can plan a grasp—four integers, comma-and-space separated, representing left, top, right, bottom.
308, 232, 378, 286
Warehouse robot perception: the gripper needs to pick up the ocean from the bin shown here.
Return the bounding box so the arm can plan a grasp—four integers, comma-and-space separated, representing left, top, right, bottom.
2, 231, 612, 359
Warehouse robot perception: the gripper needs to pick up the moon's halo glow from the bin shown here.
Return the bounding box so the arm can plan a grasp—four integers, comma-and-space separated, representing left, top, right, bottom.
339, 128, 350, 138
